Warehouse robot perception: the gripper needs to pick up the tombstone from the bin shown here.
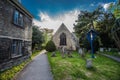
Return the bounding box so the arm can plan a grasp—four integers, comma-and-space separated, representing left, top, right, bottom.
108, 48, 111, 52
61, 46, 66, 58
100, 47, 104, 52
118, 52, 120, 55
67, 50, 73, 58
86, 59, 92, 68
51, 52, 56, 57
78, 48, 85, 57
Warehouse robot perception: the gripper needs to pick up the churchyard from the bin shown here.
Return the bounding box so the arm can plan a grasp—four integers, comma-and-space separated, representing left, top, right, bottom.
47, 51, 120, 80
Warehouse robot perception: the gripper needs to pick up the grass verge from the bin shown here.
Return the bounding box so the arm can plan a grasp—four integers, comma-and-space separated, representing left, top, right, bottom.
0, 50, 41, 80
102, 51, 120, 58
47, 51, 120, 80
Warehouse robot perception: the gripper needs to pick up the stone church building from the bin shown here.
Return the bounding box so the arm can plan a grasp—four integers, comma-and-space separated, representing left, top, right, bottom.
52, 23, 79, 50
0, 0, 33, 71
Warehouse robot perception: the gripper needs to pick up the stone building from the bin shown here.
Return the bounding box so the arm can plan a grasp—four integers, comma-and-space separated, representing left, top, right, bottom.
52, 23, 79, 50
0, 0, 33, 71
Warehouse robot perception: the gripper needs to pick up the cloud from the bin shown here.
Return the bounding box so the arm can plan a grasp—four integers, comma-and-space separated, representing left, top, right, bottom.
33, 9, 80, 34
90, 3, 94, 7
102, 2, 115, 11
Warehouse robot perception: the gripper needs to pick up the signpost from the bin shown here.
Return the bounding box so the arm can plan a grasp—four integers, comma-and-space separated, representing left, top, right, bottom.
87, 29, 97, 58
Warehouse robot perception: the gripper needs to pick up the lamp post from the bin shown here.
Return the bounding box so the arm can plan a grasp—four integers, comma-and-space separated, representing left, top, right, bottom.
90, 32, 94, 58
87, 29, 97, 58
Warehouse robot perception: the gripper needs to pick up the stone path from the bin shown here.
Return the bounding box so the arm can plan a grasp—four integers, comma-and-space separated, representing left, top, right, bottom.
101, 53, 120, 62
16, 50, 53, 80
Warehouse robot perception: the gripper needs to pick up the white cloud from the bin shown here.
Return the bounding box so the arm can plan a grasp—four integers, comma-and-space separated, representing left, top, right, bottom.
33, 9, 80, 34
102, 2, 115, 11
90, 3, 94, 6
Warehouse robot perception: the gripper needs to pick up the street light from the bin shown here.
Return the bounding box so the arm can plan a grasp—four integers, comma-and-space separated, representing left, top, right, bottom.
87, 29, 97, 58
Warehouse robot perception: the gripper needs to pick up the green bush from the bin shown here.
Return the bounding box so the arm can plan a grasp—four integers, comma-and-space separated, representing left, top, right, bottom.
45, 40, 56, 52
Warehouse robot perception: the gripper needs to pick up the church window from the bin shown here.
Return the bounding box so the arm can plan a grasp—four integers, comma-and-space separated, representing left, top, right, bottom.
60, 33, 67, 46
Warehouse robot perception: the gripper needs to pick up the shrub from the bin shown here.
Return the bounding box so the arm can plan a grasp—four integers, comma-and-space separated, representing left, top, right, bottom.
45, 40, 56, 52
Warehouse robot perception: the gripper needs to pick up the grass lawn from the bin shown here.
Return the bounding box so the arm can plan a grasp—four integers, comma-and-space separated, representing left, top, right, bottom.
47, 51, 120, 80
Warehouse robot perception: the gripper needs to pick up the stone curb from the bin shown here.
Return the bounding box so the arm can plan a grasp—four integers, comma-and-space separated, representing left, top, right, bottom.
12, 50, 45, 80
100, 53, 120, 63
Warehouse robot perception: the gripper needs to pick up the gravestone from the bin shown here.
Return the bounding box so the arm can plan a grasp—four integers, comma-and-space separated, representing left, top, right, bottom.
61, 46, 66, 58
108, 48, 111, 52
86, 59, 92, 68
100, 48, 104, 52
78, 48, 85, 57
51, 52, 56, 57
67, 50, 72, 58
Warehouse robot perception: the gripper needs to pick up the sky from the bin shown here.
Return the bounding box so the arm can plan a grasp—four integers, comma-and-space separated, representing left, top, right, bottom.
21, 0, 116, 33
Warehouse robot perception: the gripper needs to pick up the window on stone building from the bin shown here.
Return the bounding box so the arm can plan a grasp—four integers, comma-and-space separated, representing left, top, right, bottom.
19, 13, 23, 26
11, 40, 22, 58
14, 10, 24, 27
60, 33, 67, 46
14, 10, 19, 24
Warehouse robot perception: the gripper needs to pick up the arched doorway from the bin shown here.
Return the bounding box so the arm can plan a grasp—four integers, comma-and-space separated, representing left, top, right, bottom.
60, 33, 67, 46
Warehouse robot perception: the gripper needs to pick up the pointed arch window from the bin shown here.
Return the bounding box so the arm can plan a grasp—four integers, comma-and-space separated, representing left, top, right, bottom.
60, 33, 67, 46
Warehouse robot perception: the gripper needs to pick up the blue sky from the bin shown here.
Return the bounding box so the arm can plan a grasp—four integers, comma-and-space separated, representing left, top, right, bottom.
21, 0, 115, 19
21, 0, 116, 33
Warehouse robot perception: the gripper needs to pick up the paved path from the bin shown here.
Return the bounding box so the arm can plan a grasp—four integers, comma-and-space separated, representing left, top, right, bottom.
101, 53, 120, 62
16, 50, 53, 80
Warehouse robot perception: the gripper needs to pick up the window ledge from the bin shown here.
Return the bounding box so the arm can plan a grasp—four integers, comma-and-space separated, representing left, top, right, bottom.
11, 54, 22, 58
12, 22, 24, 29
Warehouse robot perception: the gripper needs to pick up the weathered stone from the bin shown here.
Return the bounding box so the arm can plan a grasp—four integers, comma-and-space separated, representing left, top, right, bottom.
51, 52, 56, 57
86, 59, 92, 68
52, 23, 79, 50
100, 47, 104, 52
0, 0, 33, 71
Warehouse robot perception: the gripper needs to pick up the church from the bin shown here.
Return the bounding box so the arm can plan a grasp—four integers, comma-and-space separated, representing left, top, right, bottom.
52, 23, 79, 50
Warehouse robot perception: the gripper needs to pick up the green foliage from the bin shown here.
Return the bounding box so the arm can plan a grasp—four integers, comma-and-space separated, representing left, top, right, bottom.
74, 6, 116, 49
0, 50, 41, 80
0, 59, 31, 80
31, 50, 41, 59
32, 26, 44, 50
47, 51, 120, 80
113, 0, 120, 18
45, 40, 56, 52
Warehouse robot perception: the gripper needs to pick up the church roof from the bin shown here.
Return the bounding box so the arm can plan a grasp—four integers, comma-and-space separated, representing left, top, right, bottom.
54, 23, 71, 36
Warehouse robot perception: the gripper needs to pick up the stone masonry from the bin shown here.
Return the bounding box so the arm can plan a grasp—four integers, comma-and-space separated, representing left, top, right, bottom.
0, 0, 33, 71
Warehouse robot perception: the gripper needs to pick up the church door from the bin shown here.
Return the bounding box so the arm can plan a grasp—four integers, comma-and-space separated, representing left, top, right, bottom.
60, 33, 67, 46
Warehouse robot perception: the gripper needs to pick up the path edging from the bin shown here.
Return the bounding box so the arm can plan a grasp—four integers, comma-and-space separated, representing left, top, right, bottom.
100, 53, 120, 63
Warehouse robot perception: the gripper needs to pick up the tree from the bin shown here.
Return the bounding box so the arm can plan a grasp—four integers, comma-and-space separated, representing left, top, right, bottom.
113, 0, 120, 18
74, 6, 116, 51
45, 40, 56, 52
32, 26, 44, 50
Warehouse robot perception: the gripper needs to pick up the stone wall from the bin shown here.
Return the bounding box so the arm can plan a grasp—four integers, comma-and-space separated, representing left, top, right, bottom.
0, 38, 31, 71
0, 0, 32, 41
0, 0, 32, 71
53, 23, 77, 50
0, 38, 11, 63
0, 55, 30, 72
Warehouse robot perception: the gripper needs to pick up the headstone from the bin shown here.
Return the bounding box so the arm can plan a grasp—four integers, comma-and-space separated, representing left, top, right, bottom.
67, 50, 72, 58
118, 52, 120, 55
51, 52, 56, 57
61, 46, 66, 58
78, 48, 84, 57
86, 59, 92, 68
108, 48, 111, 51
100, 48, 104, 52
